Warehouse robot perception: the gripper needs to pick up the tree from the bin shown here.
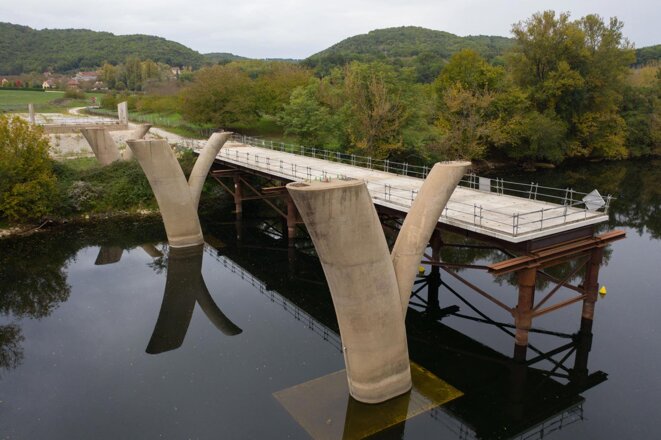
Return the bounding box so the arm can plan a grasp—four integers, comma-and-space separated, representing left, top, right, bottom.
122, 56, 144, 91
100, 62, 118, 89
435, 49, 504, 91
254, 62, 313, 115
432, 83, 495, 160
342, 62, 411, 158
278, 80, 341, 147
181, 64, 257, 128
431, 50, 505, 160
0, 115, 56, 222
509, 11, 635, 159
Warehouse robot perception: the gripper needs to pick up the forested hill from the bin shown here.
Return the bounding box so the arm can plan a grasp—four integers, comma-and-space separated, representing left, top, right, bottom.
203, 52, 248, 64
303, 26, 515, 81
636, 44, 661, 65
0, 22, 206, 74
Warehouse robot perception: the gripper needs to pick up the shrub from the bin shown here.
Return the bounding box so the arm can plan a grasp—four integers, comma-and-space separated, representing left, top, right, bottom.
66, 181, 100, 212
0, 115, 57, 222
63, 88, 85, 99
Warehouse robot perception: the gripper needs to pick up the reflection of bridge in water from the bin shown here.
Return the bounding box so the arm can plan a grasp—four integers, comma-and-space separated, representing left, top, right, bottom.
197, 221, 607, 440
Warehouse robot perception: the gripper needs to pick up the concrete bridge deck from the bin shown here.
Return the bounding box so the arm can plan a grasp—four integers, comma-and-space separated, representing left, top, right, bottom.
206, 140, 609, 243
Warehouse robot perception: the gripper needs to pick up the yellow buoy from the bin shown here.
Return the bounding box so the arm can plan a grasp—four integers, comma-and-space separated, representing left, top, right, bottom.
599, 286, 607, 296
418, 266, 425, 274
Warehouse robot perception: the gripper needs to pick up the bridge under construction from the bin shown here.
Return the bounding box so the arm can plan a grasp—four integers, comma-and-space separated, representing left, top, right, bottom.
203, 135, 625, 360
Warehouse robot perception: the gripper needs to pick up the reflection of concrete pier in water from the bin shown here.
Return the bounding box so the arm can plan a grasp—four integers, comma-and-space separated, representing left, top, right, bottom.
91, 242, 242, 353
202, 225, 608, 439
147, 244, 241, 354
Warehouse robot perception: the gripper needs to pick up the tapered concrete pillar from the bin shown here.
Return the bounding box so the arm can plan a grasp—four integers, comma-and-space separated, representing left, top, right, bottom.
287, 179, 411, 404
117, 101, 128, 124
391, 161, 470, 313
28, 104, 35, 125
127, 132, 231, 248
188, 132, 232, 210
127, 139, 203, 247
81, 128, 122, 165
122, 124, 152, 160
147, 244, 241, 354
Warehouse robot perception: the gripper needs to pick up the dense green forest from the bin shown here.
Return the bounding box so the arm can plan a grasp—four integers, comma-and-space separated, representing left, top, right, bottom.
0, 23, 205, 74
303, 26, 515, 81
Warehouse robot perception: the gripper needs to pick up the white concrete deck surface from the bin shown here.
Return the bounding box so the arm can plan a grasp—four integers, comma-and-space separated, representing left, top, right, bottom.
211, 142, 608, 243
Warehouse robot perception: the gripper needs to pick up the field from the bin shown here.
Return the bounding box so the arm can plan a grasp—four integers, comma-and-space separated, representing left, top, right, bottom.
0, 89, 104, 113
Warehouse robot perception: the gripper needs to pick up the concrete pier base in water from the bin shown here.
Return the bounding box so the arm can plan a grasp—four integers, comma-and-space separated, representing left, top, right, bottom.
287, 179, 412, 403
274, 362, 461, 439
391, 161, 470, 313
127, 132, 231, 248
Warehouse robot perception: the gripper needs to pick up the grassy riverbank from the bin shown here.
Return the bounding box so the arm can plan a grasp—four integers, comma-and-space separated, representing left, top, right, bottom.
0, 89, 104, 113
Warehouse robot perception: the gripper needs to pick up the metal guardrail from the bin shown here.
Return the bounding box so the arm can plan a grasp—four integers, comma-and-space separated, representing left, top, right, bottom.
233, 134, 433, 178
205, 135, 612, 237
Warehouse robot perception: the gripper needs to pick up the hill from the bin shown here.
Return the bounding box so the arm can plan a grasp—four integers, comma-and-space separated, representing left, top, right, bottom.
635, 44, 661, 65
0, 22, 206, 75
303, 26, 515, 82
204, 52, 249, 64
204, 53, 300, 64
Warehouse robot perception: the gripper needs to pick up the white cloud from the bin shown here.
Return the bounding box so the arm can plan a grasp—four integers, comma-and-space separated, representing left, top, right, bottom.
3, 0, 658, 58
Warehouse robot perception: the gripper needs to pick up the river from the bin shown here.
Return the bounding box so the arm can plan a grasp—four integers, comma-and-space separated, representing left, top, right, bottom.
0, 159, 659, 439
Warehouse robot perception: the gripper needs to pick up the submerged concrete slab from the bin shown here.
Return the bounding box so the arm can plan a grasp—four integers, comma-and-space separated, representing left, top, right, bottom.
274, 362, 462, 440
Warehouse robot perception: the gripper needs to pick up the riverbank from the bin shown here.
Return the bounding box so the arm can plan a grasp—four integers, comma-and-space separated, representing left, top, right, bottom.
0, 209, 159, 239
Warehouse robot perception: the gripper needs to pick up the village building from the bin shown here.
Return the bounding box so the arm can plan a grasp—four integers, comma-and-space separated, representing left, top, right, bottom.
42, 79, 57, 89
75, 71, 99, 82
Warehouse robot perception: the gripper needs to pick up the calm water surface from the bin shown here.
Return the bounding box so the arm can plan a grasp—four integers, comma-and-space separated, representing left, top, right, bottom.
1, 160, 659, 439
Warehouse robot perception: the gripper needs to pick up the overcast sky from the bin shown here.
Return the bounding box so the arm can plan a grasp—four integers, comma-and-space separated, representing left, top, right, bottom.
4, 0, 659, 58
